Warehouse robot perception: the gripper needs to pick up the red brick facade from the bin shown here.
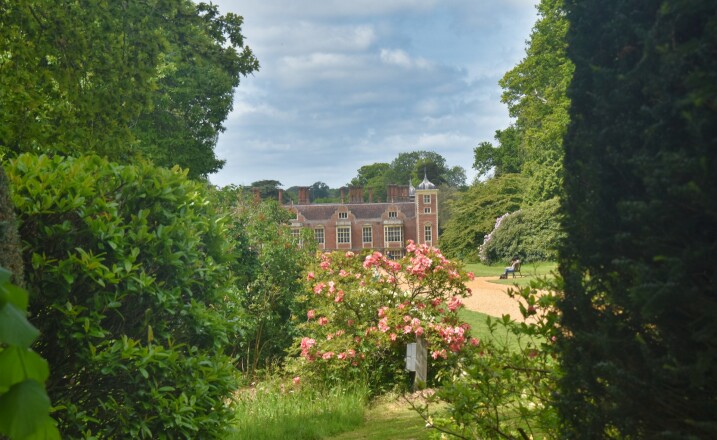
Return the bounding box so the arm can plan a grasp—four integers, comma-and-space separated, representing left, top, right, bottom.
289, 178, 438, 257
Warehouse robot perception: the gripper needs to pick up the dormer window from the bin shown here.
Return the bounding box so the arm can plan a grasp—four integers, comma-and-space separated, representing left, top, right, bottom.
338, 212, 348, 219
388, 211, 397, 219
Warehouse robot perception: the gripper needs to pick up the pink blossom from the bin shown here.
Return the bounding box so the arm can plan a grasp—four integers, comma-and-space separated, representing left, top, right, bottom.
355, 273, 362, 279
406, 240, 416, 253
347, 349, 356, 358
334, 290, 344, 302
403, 325, 412, 334
307, 309, 316, 319
431, 298, 442, 307
448, 296, 463, 312
300, 337, 316, 350
397, 303, 406, 310
431, 349, 447, 360
326, 333, 333, 340
313, 283, 326, 294
307, 272, 315, 280
328, 281, 336, 293
339, 269, 349, 277
345, 251, 355, 258
470, 338, 480, 346
415, 326, 424, 337
467, 272, 475, 281
378, 317, 390, 333
378, 306, 389, 318
320, 260, 330, 270
347, 319, 354, 326
403, 315, 412, 323
337, 352, 347, 360
322, 352, 334, 360
293, 376, 301, 385
318, 317, 329, 326
390, 333, 397, 341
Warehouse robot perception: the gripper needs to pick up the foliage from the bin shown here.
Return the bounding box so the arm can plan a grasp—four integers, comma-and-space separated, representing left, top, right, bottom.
439, 174, 526, 261
0, 1, 258, 178
287, 243, 477, 394
231, 379, 367, 440
411, 281, 561, 440
559, 0, 717, 437
474, 0, 572, 204
0, 267, 60, 439
5, 154, 240, 438
0, 166, 24, 286
216, 187, 315, 374
480, 197, 563, 264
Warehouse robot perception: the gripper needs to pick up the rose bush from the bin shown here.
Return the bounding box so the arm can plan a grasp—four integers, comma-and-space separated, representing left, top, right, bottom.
287, 242, 477, 393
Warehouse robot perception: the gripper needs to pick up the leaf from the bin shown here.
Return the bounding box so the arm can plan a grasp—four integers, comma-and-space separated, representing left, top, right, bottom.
24, 416, 61, 440
0, 303, 40, 347
0, 276, 30, 312
0, 347, 50, 391
0, 380, 51, 439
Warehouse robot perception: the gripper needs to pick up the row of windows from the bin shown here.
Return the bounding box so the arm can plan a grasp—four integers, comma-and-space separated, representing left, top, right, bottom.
308, 225, 432, 245
335, 204, 432, 220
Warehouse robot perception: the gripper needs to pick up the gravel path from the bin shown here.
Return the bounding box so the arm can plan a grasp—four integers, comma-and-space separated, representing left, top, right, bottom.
462, 276, 526, 320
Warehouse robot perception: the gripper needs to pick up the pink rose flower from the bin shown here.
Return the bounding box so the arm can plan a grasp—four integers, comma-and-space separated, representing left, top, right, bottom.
307, 309, 316, 319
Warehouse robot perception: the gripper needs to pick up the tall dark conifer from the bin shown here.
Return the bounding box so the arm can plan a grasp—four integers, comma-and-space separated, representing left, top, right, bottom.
559, 0, 717, 437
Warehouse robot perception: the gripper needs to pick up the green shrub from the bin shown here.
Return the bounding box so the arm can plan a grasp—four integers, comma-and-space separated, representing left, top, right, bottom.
5, 154, 241, 438
214, 188, 315, 375
480, 197, 563, 264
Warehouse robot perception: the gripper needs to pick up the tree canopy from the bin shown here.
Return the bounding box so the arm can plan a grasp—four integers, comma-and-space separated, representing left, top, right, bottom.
0, 1, 258, 178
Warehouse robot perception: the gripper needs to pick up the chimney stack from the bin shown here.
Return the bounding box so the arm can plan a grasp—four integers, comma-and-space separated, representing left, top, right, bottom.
298, 187, 310, 205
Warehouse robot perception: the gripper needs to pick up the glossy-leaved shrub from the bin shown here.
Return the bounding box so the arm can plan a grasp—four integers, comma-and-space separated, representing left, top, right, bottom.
5, 154, 241, 438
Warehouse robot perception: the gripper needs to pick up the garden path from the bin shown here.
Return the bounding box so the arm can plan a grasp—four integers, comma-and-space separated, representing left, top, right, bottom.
461, 277, 526, 321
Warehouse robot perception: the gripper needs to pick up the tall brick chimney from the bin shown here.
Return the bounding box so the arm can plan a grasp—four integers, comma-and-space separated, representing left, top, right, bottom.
252, 187, 260, 203
278, 189, 283, 204
298, 187, 310, 205
349, 186, 363, 203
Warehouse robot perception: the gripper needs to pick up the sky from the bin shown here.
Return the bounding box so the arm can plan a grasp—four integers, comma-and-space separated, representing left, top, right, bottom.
208, 0, 539, 189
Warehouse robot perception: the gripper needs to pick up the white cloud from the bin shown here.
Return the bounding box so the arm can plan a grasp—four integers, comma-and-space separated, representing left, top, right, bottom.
207, 0, 539, 188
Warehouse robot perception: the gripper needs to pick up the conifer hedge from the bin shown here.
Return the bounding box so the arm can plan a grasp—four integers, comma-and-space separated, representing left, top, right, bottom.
559, 1, 717, 437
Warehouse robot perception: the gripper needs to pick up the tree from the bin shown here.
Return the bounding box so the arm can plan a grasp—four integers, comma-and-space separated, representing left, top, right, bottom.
475, 0, 572, 203
0, 1, 258, 177
251, 179, 282, 200
559, 0, 717, 437
439, 174, 526, 261
350, 163, 390, 201
309, 181, 330, 201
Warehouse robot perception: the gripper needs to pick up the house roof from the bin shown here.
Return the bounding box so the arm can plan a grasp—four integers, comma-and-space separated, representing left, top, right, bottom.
291, 201, 416, 222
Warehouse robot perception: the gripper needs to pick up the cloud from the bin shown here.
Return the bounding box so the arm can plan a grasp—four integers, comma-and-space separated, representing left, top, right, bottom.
208, 0, 539, 188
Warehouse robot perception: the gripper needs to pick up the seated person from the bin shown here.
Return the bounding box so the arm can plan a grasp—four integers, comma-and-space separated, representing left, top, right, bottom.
504, 256, 520, 276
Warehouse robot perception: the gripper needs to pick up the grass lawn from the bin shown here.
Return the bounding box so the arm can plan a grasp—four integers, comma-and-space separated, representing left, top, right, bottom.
463, 261, 558, 288
459, 309, 522, 352
326, 394, 434, 440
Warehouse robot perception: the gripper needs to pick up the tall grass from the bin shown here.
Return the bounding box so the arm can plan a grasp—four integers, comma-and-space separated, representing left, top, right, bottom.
230, 381, 368, 440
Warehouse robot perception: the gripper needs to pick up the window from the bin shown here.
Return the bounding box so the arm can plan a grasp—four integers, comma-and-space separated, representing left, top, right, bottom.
362, 226, 372, 243
384, 226, 403, 243
424, 225, 432, 243
388, 211, 397, 219
423, 195, 431, 204
424, 207, 431, 214
337, 226, 351, 244
291, 229, 300, 240
314, 227, 325, 244
338, 212, 348, 219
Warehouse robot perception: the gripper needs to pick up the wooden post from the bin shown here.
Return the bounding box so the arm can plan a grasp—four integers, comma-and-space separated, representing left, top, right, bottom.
415, 336, 428, 387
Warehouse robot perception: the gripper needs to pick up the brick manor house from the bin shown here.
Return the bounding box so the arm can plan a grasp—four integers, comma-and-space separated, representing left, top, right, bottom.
286, 175, 439, 259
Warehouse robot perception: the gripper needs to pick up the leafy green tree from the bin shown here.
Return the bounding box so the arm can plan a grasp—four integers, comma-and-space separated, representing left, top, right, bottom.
309, 181, 331, 201
475, 0, 572, 203
350, 163, 390, 201
559, 0, 717, 437
0, 1, 258, 177
251, 179, 282, 200
439, 174, 526, 261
